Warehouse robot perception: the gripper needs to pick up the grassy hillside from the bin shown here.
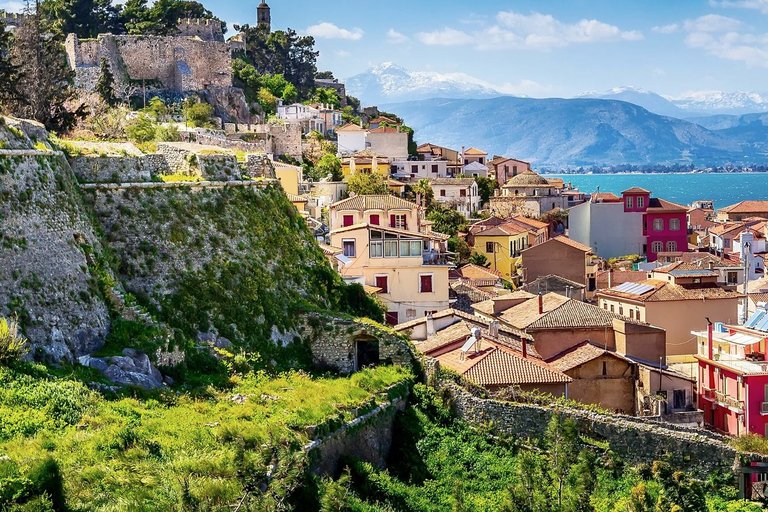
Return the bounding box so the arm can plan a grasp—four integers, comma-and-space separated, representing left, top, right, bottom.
0, 362, 411, 511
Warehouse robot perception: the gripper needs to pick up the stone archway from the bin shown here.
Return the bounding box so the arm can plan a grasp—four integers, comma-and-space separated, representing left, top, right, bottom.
354, 335, 380, 371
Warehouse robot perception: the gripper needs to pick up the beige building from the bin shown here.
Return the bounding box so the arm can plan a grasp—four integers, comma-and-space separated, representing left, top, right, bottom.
489, 156, 531, 189
597, 268, 743, 356
366, 127, 409, 160
491, 170, 570, 217
429, 178, 481, 218
329, 195, 452, 324
520, 236, 598, 296
716, 200, 768, 222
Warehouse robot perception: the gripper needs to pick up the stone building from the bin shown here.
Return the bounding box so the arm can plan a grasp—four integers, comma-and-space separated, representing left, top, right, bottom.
490, 170, 569, 217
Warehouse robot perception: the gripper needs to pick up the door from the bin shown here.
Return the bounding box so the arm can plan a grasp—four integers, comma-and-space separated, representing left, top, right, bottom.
385, 311, 399, 325
355, 337, 380, 370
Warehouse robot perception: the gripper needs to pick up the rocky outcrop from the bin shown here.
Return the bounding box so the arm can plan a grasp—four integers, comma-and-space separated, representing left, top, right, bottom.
79, 348, 167, 389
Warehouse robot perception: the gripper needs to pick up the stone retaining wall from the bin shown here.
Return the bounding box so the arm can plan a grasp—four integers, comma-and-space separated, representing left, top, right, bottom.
442, 381, 768, 476
79, 179, 278, 191
305, 395, 408, 476
69, 155, 168, 183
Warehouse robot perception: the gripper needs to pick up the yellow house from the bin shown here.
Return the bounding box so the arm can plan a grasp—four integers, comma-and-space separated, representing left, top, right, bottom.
341, 149, 391, 177
286, 193, 308, 214
330, 223, 452, 325
473, 222, 531, 281
329, 194, 422, 232
273, 161, 302, 195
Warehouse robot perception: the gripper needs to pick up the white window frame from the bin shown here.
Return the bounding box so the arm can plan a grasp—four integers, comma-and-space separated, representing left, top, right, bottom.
667, 241, 677, 252
669, 218, 680, 231
653, 219, 664, 231
626, 196, 633, 209
637, 196, 644, 209
652, 241, 663, 253
342, 238, 356, 258
419, 273, 434, 293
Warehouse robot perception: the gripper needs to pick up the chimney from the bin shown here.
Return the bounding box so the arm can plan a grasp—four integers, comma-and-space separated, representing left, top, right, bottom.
426, 313, 435, 337
608, 269, 613, 289
538, 293, 543, 315
522, 340, 528, 359
707, 318, 713, 360
708, 260, 714, 271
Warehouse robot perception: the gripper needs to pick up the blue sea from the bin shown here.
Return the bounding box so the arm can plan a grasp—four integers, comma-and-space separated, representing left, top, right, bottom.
543, 173, 768, 210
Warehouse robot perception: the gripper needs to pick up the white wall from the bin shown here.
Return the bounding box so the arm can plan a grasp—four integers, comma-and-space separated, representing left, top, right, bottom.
568, 201, 645, 258
337, 131, 367, 155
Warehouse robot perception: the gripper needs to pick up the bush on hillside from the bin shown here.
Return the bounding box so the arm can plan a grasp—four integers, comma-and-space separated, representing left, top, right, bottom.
0, 317, 27, 364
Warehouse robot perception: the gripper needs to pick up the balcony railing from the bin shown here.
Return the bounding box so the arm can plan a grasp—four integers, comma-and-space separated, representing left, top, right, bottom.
423, 250, 454, 266
702, 387, 716, 400
714, 390, 744, 411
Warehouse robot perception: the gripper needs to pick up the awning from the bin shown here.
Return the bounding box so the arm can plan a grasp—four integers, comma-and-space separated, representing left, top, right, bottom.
715, 332, 763, 347
334, 254, 352, 265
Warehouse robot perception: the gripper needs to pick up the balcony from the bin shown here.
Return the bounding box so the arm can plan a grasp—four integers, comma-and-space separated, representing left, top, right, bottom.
714, 390, 744, 411
701, 387, 716, 401
423, 250, 454, 266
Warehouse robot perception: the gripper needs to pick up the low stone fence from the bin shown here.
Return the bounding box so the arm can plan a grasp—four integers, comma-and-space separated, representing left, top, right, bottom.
79, 179, 279, 191
305, 387, 409, 476
190, 131, 268, 153
69, 154, 169, 183
441, 381, 768, 476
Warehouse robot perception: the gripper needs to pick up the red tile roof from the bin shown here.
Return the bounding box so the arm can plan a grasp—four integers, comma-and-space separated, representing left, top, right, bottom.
463, 147, 488, 155
596, 270, 648, 290
551, 235, 593, 253
475, 223, 529, 237
369, 126, 401, 133
646, 198, 687, 213
330, 194, 418, 211
546, 341, 634, 372
621, 187, 651, 194
598, 279, 743, 302
719, 201, 768, 214
455, 263, 503, 280
509, 216, 549, 230
463, 345, 572, 386
591, 192, 622, 203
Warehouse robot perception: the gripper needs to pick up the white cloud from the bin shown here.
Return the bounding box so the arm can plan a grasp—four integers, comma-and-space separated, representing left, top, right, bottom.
413, 12, 642, 50
652, 23, 680, 34
386, 29, 409, 44
415, 27, 473, 46
710, 0, 768, 14
494, 79, 555, 97
682, 14, 768, 68
335, 50, 351, 58
306, 22, 363, 41
0, 1, 24, 12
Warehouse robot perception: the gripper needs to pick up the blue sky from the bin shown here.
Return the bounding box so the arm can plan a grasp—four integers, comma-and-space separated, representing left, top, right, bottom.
5, 0, 768, 97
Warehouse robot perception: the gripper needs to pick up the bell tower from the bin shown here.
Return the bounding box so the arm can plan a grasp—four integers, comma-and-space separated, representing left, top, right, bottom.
257, 1, 271, 32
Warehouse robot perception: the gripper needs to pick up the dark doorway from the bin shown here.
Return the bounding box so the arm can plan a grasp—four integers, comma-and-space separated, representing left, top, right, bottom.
355, 336, 380, 370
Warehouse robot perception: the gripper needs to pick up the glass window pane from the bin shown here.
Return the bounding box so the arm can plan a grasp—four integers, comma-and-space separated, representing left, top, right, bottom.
384, 241, 398, 257
370, 241, 383, 258
411, 241, 422, 255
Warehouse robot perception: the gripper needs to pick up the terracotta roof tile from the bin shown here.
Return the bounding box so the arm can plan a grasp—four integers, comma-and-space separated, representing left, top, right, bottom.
498, 293, 571, 329
475, 223, 529, 237
336, 123, 365, 132
456, 263, 503, 280
415, 321, 472, 354
621, 187, 651, 194
462, 345, 572, 386
550, 235, 593, 253
596, 270, 648, 289
527, 299, 643, 330
330, 194, 418, 211
598, 279, 743, 302
591, 192, 622, 203
451, 280, 497, 303
286, 193, 308, 202
318, 243, 342, 255
509, 216, 549, 230
463, 147, 488, 155
646, 198, 687, 213
369, 126, 401, 133
546, 341, 633, 372
720, 201, 768, 214
429, 178, 475, 186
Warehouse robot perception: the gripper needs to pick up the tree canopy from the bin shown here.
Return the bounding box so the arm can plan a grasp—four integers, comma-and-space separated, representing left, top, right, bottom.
347, 172, 389, 196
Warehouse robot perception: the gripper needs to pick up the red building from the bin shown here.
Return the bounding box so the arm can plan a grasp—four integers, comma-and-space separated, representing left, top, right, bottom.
622, 187, 688, 262
694, 306, 768, 437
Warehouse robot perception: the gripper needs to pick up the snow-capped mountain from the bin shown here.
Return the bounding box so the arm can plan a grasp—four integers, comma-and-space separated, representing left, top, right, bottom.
345, 62, 505, 106
669, 91, 768, 116
579, 86, 768, 117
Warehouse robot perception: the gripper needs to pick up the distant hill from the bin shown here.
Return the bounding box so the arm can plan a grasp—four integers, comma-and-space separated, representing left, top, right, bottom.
345, 63, 505, 106
383, 96, 768, 167
577, 87, 686, 118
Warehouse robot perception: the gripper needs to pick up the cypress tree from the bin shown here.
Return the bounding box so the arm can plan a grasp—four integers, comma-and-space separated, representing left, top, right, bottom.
96, 57, 117, 106
0, 20, 18, 107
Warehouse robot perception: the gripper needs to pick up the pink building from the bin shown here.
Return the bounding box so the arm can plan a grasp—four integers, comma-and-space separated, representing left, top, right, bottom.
694, 306, 768, 437
623, 187, 688, 262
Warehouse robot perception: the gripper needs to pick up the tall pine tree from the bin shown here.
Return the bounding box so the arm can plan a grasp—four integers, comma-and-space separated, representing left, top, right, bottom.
96, 57, 117, 106
0, 20, 18, 106
8, 0, 83, 130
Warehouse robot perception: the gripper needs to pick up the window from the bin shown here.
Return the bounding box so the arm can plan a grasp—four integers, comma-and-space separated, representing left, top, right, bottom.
343, 214, 354, 227
619, 305, 624, 315
460, 189, 467, 197
670, 218, 680, 231
370, 214, 380, 225
399, 240, 422, 257
385, 311, 399, 325
440, 189, 446, 197
667, 241, 677, 252
384, 240, 398, 257
375, 275, 389, 293
432, 164, 438, 173
406, 308, 417, 319
637, 196, 644, 209
727, 271, 738, 285
391, 214, 407, 230
602, 361, 607, 376
419, 274, 433, 293
626, 196, 634, 209
512, 165, 517, 174
673, 390, 686, 410
630, 309, 634, 319
653, 218, 664, 231
342, 239, 356, 258
486, 242, 495, 253
652, 241, 663, 254
610, 305, 615, 313
411, 165, 418, 174
725, 238, 731, 249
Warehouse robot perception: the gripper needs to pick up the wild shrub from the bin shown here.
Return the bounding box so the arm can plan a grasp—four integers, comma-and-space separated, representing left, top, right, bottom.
0, 317, 27, 364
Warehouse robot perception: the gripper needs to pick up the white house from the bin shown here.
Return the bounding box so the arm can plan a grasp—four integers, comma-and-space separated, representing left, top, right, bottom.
276, 102, 324, 134
463, 161, 489, 178
430, 178, 481, 218
568, 192, 645, 259
391, 159, 448, 179
336, 123, 367, 155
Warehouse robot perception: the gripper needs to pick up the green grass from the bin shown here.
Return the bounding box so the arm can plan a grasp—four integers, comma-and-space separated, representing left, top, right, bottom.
0, 363, 412, 511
